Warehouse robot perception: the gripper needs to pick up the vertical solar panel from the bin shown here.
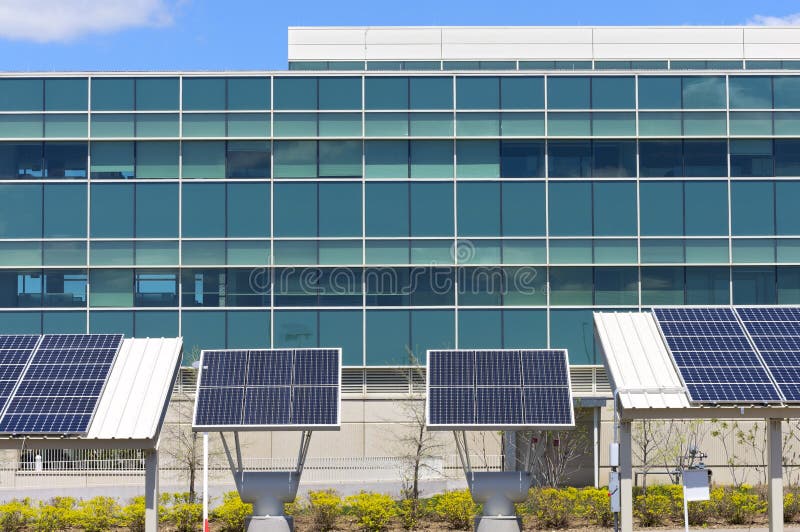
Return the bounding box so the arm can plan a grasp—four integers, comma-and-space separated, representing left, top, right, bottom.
736, 307, 800, 402
653, 308, 782, 403
426, 349, 574, 429
0, 334, 123, 434
193, 348, 341, 430
0, 335, 40, 415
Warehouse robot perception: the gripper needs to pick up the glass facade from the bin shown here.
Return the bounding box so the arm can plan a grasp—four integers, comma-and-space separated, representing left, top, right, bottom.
2, 73, 800, 366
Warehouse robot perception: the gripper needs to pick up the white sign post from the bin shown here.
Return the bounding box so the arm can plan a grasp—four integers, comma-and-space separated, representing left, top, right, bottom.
681, 469, 710, 532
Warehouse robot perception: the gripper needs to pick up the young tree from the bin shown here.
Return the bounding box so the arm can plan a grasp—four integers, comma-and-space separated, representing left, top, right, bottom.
527, 427, 591, 487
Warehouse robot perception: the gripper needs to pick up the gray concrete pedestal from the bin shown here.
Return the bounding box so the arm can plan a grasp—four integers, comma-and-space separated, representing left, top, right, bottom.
468, 471, 532, 532
239, 471, 300, 532
244, 516, 294, 532
475, 515, 524, 531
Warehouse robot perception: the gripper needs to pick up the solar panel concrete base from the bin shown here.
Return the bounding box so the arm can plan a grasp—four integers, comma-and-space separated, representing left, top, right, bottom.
239, 472, 299, 532
470, 471, 530, 532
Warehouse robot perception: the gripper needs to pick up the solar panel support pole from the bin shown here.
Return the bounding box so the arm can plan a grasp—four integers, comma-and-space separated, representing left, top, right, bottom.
144, 448, 159, 532
452, 431, 472, 478
619, 421, 633, 532
203, 432, 209, 532
767, 419, 784, 532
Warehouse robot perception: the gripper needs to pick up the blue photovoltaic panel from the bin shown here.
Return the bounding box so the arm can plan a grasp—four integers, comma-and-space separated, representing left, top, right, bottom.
193, 348, 341, 430
0, 335, 40, 416
736, 307, 800, 402
653, 308, 782, 404
0, 334, 123, 434
426, 349, 574, 429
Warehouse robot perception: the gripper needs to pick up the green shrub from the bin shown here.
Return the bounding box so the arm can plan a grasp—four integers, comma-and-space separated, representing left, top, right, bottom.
212, 492, 252, 532
33, 497, 77, 532
786, 489, 800, 523
530, 487, 577, 529
0, 500, 34, 532
75, 497, 121, 532
344, 492, 396, 532
714, 484, 766, 525
164, 493, 203, 532
430, 490, 477, 530
119, 497, 145, 532
307, 490, 341, 531
396, 499, 420, 530
576, 487, 612, 526
634, 492, 672, 527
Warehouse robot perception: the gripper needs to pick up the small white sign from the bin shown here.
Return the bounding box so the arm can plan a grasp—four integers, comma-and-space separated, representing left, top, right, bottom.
683, 469, 710, 501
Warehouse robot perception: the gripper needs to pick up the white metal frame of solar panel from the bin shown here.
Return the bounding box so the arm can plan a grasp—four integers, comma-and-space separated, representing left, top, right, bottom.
192, 348, 341, 431
425, 349, 575, 431
652, 308, 783, 404
0, 334, 124, 434
735, 307, 800, 403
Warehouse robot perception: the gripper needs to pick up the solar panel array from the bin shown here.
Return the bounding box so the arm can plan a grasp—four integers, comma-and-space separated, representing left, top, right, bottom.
193, 348, 340, 430
653, 308, 782, 404
426, 349, 574, 429
0, 334, 124, 434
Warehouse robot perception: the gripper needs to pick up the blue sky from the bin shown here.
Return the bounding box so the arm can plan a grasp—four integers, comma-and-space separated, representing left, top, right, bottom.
0, 0, 798, 71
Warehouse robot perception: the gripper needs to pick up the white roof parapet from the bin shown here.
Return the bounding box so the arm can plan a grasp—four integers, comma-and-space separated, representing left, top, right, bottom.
288, 26, 800, 62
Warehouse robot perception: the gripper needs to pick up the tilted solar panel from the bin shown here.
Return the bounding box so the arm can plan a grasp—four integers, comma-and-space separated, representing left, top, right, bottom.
0, 335, 41, 417
426, 349, 574, 430
192, 348, 341, 431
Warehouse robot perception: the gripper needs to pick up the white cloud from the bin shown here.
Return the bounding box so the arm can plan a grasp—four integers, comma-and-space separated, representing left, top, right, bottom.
747, 13, 800, 26
0, 0, 180, 43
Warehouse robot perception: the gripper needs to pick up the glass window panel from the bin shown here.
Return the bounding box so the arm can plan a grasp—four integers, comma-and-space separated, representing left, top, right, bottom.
548, 112, 591, 136
501, 77, 544, 109
366, 183, 408, 236
411, 239, 451, 264
90, 142, 134, 179
366, 310, 410, 365
42, 270, 87, 308
135, 113, 179, 137
410, 140, 453, 178
456, 140, 499, 178
774, 112, 800, 135
594, 267, 638, 305
0, 79, 42, 111
686, 267, 730, 304
43, 142, 87, 178
639, 112, 682, 136
136, 141, 179, 178
547, 239, 592, 264
182, 240, 226, 265
410, 77, 452, 110
457, 239, 500, 265
0, 143, 43, 179
0, 242, 41, 266
730, 139, 774, 177
458, 310, 501, 349
92, 241, 133, 269
91, 114, 134, 137
136, 78, 179, 110
778, 240, 800, 263
274, 113, 317, 137
226, 140, 270, 178
683, 111, 726, 135
0, 114, 42, 138
730, 112, 773, 136
409, 112, 452, 136
227, 77, 270, 110
44, 114, 86, 138
458, 267, 503, 306
456, 112, 499, 136
318, 113, 361, 136
365, 78, 408, 110
641, 239, 684, 263
226, 113, 269, 137
366, 240, 408, 264
731, 181, 775, 236
274, 310, 318, 348
548, 140, 591, 177
182, 311, 225, 351
182, 113, 226, 137
550, 267, 593, 305
365, 140, 409, 178
684, 140, 727, 177
318, 77, 361, 110
90, 183, 133, 238
227, 241, 269, 265
134, 270, 178, 307
458, 182, 499, 236
45, 79, 87, 111
274, 78, 317, 110
320, 310, 363, 365
319, 182, 361, 237
682, 77, 725, 109
593, 140, 636, 177
778, 267, 800, 303
732, 239, 775, 263
182, 141, 225, 178
549, 182, 591, 236
503, 310, 546, 348
774, 77, 800, 109
503, 240, 546, 263
547, 77, 590, 109
181, 269, 224, 307
777, 181, 800, 235
89, 269, 133, 307
500, 181, 545, 237
274, 182, 317, 237
135, 241, 179, 266
135, 311, 178, 338
410, 310, 455, 361
550, 309, 596, 364
365, 113, 408, 136
500, 112, 544, 136
733, 266, 777, 304
319, 140, 362, 177
456, 77, 499, 109
44, 183, 85, 238
91, 78, 133, 111
776, 139, 800, 176
638, 76, 681, 109
43, 241, 86, 266
640, 181, 682, 236
685, 239, 729, 263
594, 181, 637, 236
319, 240, 361, 265
500, 140, 545, 177
0, 311, 40, 334
729, 76, 773, 109
273, 140, 317, 178
685, 181, 728, 235
592, 112, 635, 136
136, 183, 178, 238
410, 182, 453, 236
182, 183, 225, 237
183, 78, 225, 110
639, 140, 683, 177
591, 77, 635, 109
42, 312, 85, 333
594, 239, 638, 264
0, 184, 41, 238
641, 266, 684, 305
227, 269, 270, 306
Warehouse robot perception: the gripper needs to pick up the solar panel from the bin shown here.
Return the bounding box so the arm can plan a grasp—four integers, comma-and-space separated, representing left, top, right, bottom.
0, 334, 123, 434
652, 308, 782, 404
736, 307, 800, 402
426, 349, 574, 430
0, 335, 40, 416
192, 348, 341, 431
